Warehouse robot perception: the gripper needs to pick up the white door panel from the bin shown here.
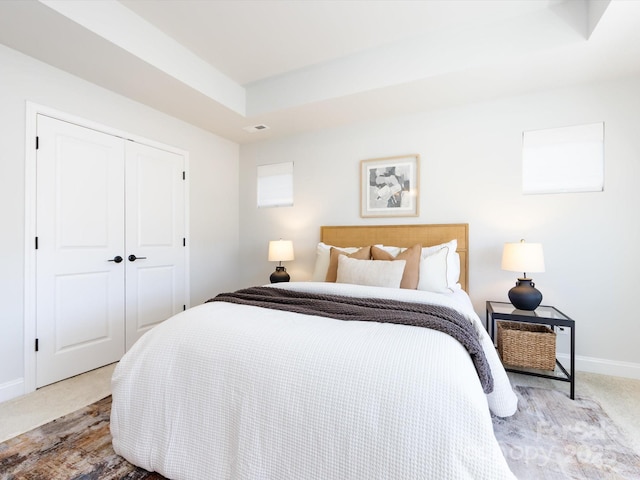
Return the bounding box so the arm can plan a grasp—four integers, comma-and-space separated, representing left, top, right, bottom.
55, 271, 111, 349
125, 141, 185, 349
136, 153, 176, 246
134, 265, 176, 329
36, 115, 125, 388
35, 115, 188, 387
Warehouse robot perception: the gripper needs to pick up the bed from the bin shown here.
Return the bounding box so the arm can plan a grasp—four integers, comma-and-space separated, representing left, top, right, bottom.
111, 223, 517, 479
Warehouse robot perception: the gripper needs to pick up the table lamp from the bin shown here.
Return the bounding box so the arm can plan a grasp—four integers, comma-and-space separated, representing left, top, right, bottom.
268, 239, 294, 283
501, 239, 545, 310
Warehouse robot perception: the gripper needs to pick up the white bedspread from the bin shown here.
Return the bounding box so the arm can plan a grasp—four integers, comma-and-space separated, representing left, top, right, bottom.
111, 282, 517, 480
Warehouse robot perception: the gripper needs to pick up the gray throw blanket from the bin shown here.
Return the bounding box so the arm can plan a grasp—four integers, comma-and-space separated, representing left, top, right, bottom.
208, 286, 493, 393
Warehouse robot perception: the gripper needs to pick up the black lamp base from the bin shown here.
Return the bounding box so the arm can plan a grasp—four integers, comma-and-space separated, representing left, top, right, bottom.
508, 278, 542, 311
270, 266, 290, 283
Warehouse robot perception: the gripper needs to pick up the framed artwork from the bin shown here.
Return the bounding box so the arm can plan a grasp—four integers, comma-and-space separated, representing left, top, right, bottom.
360, 154, 419, 217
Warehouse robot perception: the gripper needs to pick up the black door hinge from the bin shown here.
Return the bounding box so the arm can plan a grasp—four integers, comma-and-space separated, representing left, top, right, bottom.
183, 305, 186, 311
182, 171, 185, 180
35, 136, 39, 150
35, 338, 39, 352
183, 238, 186, 247
35, 237, 39, 249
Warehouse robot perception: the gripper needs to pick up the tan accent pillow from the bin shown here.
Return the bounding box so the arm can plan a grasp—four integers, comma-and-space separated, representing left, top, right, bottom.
312, 243, 361, 282
371, 244, 421, 289
325, 246, 371, 282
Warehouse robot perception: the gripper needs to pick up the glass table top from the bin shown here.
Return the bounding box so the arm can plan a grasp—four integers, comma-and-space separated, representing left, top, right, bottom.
488, 301, 571, 321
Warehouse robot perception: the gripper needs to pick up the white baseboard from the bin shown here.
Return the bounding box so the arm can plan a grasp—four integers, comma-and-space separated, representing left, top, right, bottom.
0, 377, 24, 404
558, 353, 640, 380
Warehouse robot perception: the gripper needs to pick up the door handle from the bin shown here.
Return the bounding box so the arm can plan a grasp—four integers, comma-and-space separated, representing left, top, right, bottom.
128, 254, 147, 262
108, 256, 123, 263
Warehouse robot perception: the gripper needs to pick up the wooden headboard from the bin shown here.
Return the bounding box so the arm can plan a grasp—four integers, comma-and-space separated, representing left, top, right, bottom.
320, 223, 469, 292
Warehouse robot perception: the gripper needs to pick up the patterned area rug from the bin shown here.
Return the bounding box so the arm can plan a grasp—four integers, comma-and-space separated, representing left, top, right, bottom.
0, 396, 163, 479
493, 386, 640, 479
2, 388, 640, 479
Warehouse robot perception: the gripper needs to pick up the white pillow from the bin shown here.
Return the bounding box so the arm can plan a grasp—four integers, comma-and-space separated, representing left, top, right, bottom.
336, 255, 406, 288
311, 243, 360, 282
417, 239, 460, 292
311, 242, 385, 282
374, 245, 403, 256
417, 248, 450, 293
421, 239, 457, 258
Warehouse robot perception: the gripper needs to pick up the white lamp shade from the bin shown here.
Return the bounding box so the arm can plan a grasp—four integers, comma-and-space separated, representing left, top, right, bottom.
501, 241, 545, 274
268, 240, 294, 262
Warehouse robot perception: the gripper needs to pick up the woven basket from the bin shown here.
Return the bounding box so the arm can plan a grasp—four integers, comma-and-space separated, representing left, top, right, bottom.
497, 321, 556, 371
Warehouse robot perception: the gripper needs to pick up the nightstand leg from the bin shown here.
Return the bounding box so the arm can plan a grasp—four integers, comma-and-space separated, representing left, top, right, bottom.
570, 325, 575, 400
486, 309, 492, 340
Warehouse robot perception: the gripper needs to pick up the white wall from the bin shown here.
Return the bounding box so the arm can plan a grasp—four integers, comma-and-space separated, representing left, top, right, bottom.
0, 44, 240, 401
239, 74, 640, 378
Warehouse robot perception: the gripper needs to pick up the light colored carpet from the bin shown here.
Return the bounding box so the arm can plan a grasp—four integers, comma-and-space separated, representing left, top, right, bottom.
0, 363, 116, 443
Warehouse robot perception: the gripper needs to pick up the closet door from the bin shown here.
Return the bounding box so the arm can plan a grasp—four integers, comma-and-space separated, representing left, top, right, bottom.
35, 115, 126, 388
35, 115, 188, 388
124, 141, 186, 349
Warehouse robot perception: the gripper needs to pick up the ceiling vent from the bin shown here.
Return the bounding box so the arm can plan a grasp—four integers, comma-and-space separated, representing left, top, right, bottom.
243, 124, 271, 133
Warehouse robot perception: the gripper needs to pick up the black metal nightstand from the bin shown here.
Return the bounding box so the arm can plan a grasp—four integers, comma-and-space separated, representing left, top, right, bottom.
486, 301, 575, 399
